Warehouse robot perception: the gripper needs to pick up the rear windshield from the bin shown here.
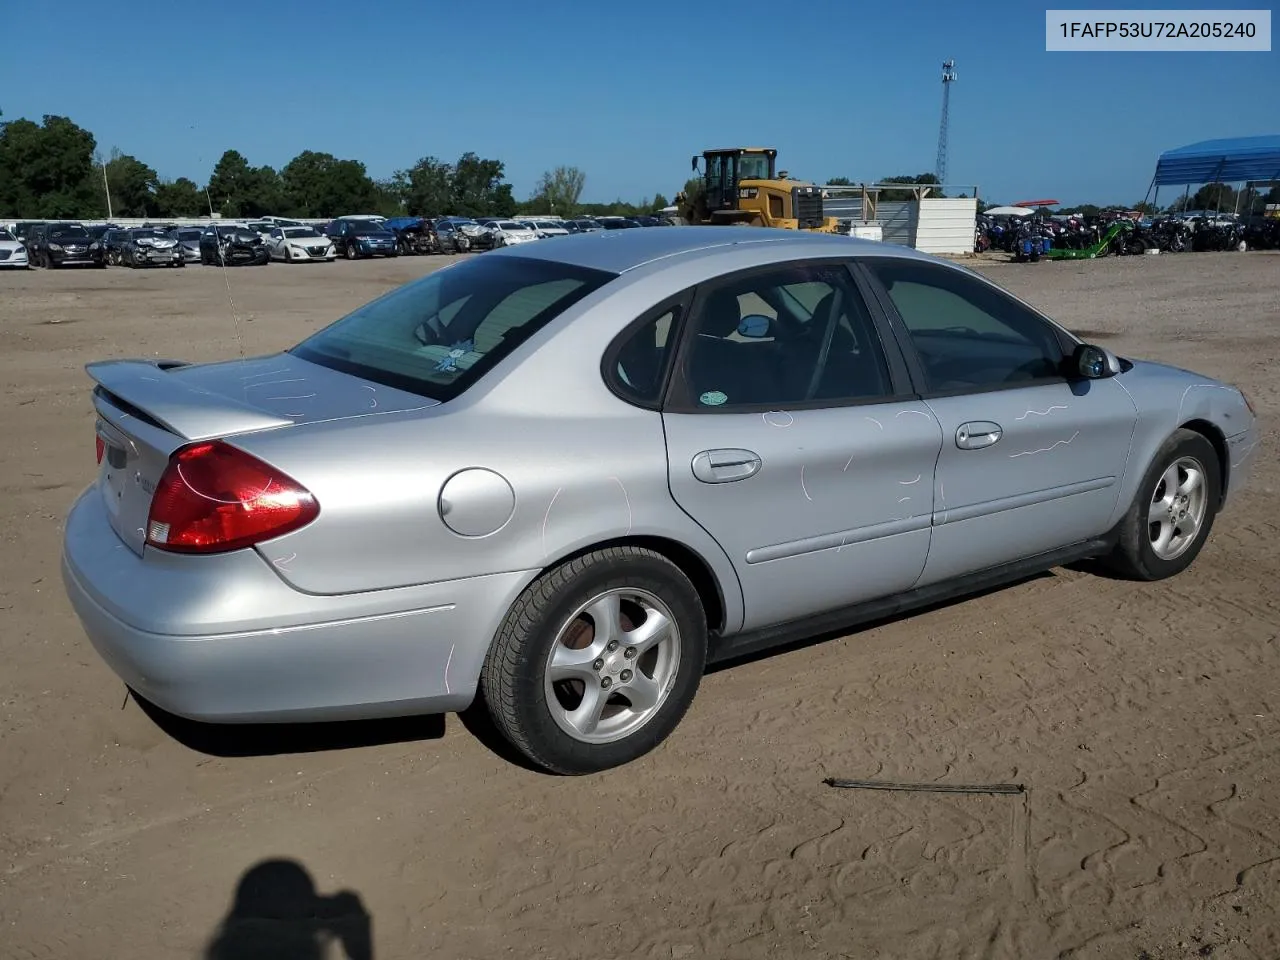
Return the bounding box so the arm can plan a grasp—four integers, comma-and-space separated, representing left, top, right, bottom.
291, 255, 615, 401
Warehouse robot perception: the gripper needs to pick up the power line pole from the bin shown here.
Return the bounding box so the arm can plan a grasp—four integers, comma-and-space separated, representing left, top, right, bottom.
102, 159, 113, 220
935, 59, 957, 187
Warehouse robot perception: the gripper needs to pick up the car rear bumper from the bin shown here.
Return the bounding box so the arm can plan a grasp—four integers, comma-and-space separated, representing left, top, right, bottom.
61, 486, 536, 723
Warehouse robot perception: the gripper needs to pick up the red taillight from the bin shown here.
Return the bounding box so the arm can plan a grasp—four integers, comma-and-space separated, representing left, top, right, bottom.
95, 436, 105, 464
145, 441, 319, 554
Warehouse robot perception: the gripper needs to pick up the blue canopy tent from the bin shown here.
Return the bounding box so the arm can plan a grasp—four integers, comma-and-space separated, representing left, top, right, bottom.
1146, 135, 1280, 213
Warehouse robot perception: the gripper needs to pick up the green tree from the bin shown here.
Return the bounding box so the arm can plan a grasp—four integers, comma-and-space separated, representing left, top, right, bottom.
373, 176, 406, 217
1254, 185, 1280, 215
280, 150, 379, 217
154, 177, 205, 217
0, 114, 98, 218
205, 150, 284, 218
101, 148, 159, 217
154, 177, 206, 217
652, 192, 669, 210
205, 150, 253, 217
879, 173, 942, 202
827, 176, 854, 186
399, 156, 454, 216
451, 152, 516, 217
533, 165, 586, 216
1190, 182, 1237, 212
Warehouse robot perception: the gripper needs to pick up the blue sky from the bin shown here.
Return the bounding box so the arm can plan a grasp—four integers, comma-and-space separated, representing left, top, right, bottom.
1, 0, 1276, 206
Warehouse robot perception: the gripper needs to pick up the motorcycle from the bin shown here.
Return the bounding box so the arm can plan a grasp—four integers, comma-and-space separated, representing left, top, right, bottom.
1010, 214, 1052, 262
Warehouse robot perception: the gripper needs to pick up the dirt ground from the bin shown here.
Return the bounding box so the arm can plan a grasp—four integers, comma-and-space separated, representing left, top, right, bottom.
1, 248, 1278, 960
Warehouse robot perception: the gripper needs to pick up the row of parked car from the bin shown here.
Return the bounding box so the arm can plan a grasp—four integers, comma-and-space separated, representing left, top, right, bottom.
0, 212, 675, 270
296, 212, 675, 260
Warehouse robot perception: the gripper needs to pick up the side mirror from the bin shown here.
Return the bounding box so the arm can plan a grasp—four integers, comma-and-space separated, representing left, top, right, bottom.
737, 314, 772, 338
1073, 343, 1121, 379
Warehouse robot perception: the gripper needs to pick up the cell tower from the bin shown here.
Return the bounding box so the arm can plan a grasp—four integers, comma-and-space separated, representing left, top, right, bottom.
934, 59, 957, 187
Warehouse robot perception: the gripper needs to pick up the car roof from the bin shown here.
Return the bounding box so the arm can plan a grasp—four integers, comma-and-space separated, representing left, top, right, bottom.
488, 225, 930, 274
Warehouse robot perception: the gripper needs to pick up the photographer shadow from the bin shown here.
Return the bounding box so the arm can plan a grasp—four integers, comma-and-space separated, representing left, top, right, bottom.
205, 859, 372, 960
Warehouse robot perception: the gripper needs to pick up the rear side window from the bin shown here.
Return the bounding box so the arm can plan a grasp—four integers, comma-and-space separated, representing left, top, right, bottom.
607, 302, 683, 407
291, 255, 615, 401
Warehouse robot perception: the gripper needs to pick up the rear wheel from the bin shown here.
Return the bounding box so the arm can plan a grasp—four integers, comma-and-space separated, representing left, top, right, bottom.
481, 546, 707, 775
1103, 429, 1220, 581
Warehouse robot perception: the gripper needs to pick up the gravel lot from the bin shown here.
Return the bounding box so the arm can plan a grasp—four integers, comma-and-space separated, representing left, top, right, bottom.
1, 249, 1278, 959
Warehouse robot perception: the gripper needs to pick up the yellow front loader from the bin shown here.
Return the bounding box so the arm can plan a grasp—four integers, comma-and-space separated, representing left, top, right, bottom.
677, 147, 840, 232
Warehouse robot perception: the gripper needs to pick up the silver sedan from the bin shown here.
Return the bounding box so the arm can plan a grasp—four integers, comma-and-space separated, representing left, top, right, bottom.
61, 228, 1261, 774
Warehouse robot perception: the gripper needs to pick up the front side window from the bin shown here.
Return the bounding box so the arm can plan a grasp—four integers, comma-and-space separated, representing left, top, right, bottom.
862, 259, 1067, 393
292, 256, 615, 401
737, 153, 771, 180
678, 262, 894, 409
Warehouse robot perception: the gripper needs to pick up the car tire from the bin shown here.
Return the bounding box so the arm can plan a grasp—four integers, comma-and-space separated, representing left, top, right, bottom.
1103, 428, 1221, 581
345, 244, 357, 260
481, 546, 708, 775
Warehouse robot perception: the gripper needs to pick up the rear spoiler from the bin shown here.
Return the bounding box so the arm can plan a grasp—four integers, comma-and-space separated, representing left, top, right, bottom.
86, 359, 295, 441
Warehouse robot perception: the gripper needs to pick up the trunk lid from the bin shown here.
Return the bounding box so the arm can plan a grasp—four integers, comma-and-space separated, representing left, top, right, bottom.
87, 353, 438, 555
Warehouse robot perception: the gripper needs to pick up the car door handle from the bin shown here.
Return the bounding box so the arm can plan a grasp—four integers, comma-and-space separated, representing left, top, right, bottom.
956, 421, 1003, 450
691, 449, 762, 483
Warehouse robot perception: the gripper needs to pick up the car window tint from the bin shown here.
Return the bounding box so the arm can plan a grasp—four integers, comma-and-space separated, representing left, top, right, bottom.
611, 306, 679, 405
291, 255, 614, 401
682, 262, 893, 409
472, 280, 583, 353
863, 259, 1064, 393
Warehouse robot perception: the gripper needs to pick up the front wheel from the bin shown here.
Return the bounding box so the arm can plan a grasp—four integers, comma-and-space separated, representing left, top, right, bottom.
345, 243, 358, 260
481, 546, 708, 775
1102, 428, 1220, 581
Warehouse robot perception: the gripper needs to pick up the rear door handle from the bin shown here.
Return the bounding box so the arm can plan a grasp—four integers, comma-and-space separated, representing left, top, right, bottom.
692, 449, 762, 483
956, 421, 1003, 450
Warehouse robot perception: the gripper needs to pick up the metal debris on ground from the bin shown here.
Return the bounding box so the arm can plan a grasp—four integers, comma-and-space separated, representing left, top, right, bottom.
823, 777, 1025, 796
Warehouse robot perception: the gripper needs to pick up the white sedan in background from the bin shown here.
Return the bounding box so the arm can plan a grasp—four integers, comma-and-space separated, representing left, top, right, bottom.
267, 226, 337, 263
526, 219, 571, 238
0, 228, 31, 269
489, 220, 540, 247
